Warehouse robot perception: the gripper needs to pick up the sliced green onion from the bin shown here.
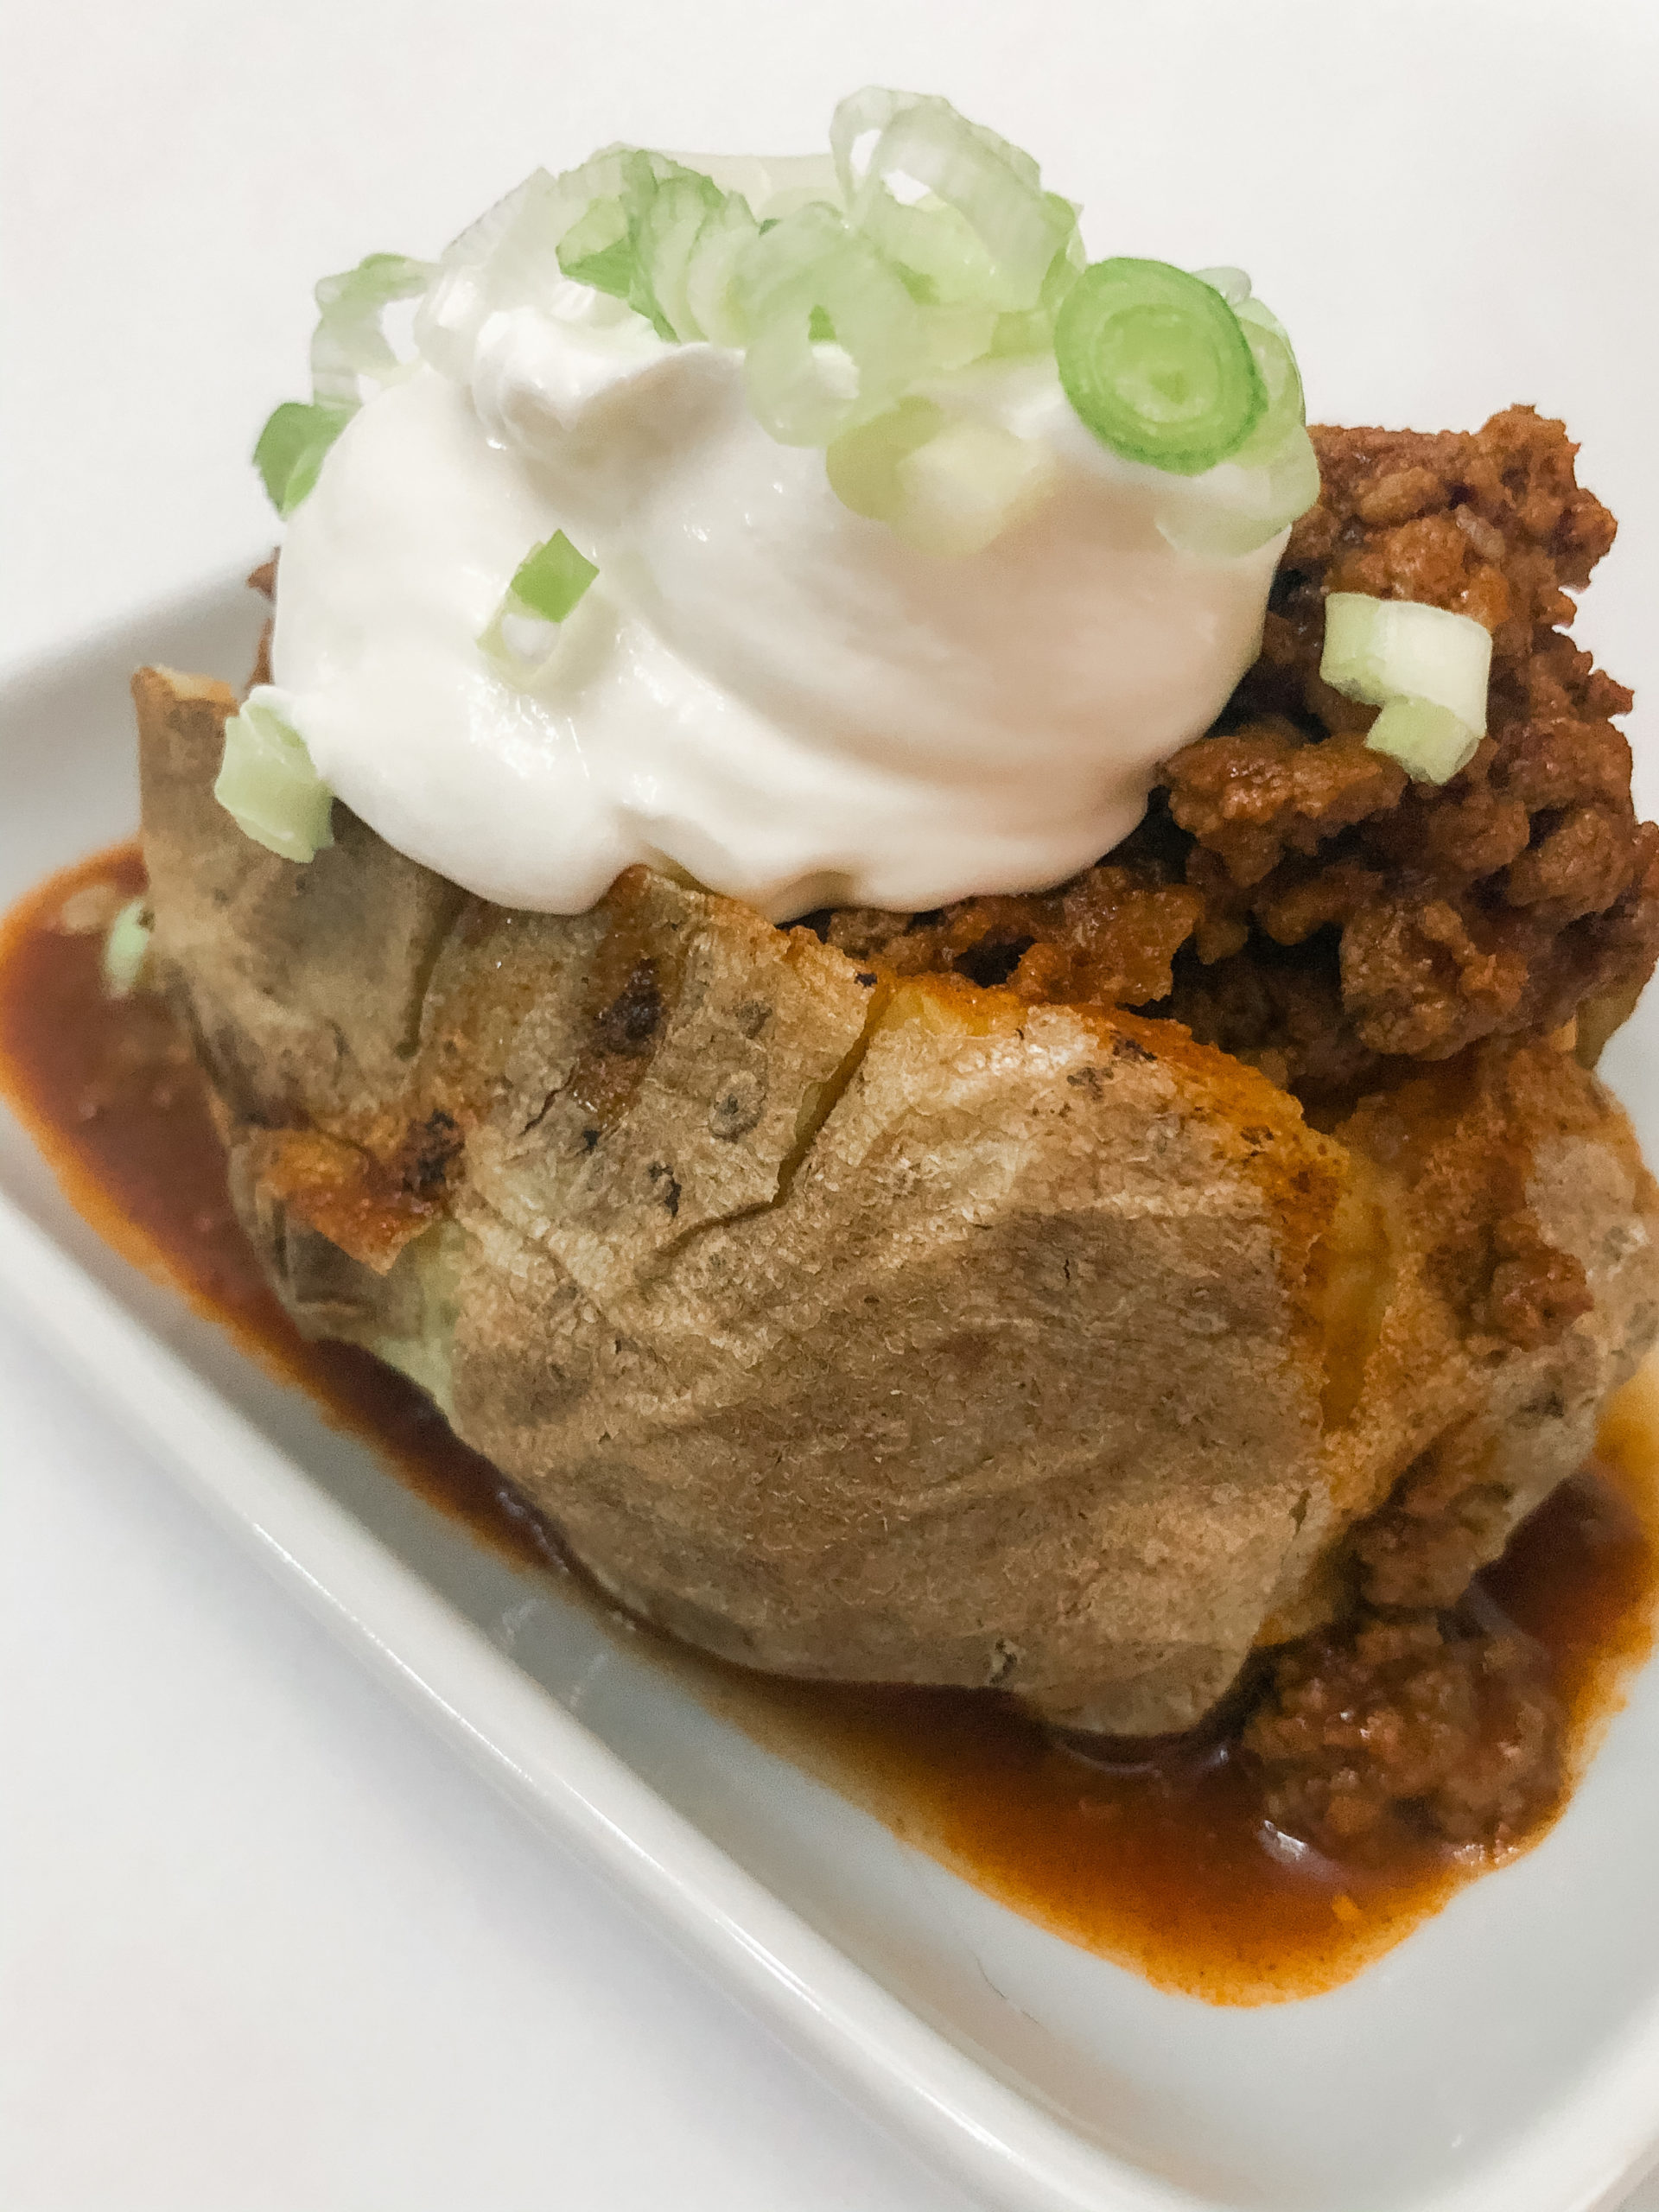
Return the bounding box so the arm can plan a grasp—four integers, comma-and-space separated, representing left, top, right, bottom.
1321, 593, 1491, 785
256, 251, 432, 517
100, 898, 152, 1000
855, 186, 1001, 308
310, 251, 434, 410
892, 415, 1056, 556
987, 307, 1051, 357
479, 532, 600, 684
553, 150, 734, 342
253, 400, 354, 518
911, 296, 1001, 378
1229, 296, 1306, 464
828, 400, 1055, 555
508, 531, 598, 621
1148, 276, 1313, 553
826, 397, 945, 519
1055, 258, 1267, 474
830, 88, 1072, 315
435, 166, 559, 276
1155, 424, 1321, 561
1363, 697, 1483, 784
632, 166, 735, 341
637, 171, 727, 340
420, 150, 747, 365
683, 192, 763, 346
553, 149, 664, 324
665, 151, 841, 220
738, 201, 922, 442
988, 202, 1085, 356
416, 167, 572, 380
214, 690, 335, 862
556, 192, 637, 298
832, 90, 1038, 194
478, 605, 560, 685
1321, 593, 1492, 730
365, 100, 1319, 568
1192, 265, 1251, 308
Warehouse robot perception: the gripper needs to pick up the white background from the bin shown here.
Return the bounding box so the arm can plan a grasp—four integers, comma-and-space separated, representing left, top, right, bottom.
4, 3, 1659, 2207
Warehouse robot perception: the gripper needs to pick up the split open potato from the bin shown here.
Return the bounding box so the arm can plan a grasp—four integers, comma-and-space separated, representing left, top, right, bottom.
137, 664, 1659, 1733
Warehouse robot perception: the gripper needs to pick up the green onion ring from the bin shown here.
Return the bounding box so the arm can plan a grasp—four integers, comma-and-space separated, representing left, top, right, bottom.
1055, 258, 1267, 475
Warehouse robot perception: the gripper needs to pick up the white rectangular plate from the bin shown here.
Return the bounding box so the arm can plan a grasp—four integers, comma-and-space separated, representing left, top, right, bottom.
3, 582, 1659, 2212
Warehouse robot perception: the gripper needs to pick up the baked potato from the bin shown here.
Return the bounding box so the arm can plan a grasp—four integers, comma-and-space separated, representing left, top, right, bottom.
137, 664, 1659, 1735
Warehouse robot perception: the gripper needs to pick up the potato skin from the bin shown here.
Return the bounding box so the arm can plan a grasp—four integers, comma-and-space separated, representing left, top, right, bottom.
137, 669, 1659, 1733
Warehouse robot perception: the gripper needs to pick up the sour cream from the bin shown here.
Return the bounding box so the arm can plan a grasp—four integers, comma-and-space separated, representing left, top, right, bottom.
271, 287, 1284, 920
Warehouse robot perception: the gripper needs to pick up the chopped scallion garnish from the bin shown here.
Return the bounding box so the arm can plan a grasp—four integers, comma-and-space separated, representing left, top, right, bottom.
100, 899, 152, 1000
479, 531, 601, 684
1320, 593, 1492, 784
310, 251, 435, 410
1230, 298, 1306, 465
509, 531, 599, 623
1192, 265, 1251, 308
552, 149, 732, 342
1055, 258, 1266, 474
828, 399, 1054, 555
739, 200, 923, 443
254, 250, 431, 517
663, 151, 840, 220
262, 92, 1315, 561
1363, 697, 1483, 785
557, 193, 638, 299
214, 690, 336, 861
826, 397, 946, 521
683, 193, 763, 347
830, 88, 1073, 315
253, 401, 355, 518
638, 170, 731, 341
1321, 593, 1491, 730
1155, 425, 1320, 560
887, 414, 1056, 556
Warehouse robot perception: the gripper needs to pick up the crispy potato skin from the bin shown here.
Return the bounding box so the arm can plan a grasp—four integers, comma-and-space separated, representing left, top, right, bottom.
137, 671, 1659, 1732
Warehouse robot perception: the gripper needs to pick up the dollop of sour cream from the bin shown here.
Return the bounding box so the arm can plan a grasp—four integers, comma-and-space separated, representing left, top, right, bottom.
271, 281, 1284, 921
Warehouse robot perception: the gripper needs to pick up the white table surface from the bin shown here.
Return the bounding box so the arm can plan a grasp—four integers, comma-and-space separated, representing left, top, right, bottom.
5, 3, 1658, 2207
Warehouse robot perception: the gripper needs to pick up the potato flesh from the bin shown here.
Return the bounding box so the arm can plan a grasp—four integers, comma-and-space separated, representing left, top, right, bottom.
137, 668, 1659, 1734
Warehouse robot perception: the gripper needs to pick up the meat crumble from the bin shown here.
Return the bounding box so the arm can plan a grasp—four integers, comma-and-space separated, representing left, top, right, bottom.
811, 407, 1656, 1859
1242, 1414, 1574, 1860
1242, 1609, 1561, 1858
817, 406, 1659, 1109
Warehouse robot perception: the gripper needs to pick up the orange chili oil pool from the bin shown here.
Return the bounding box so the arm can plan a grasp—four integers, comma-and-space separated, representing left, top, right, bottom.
4, 842, 1656, 2005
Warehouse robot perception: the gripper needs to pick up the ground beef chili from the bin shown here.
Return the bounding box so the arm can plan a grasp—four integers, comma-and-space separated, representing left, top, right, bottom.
811, 407, 1659, 1109
797, 409, 1659, 1866
1242, 1609, 1562, 1858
